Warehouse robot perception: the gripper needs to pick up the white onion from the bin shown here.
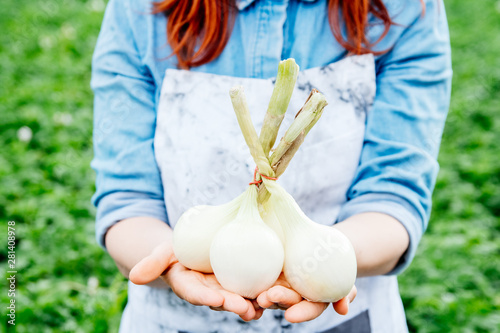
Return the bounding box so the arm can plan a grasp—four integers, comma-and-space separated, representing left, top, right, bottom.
173, 193, 244, 273
210, 185, 284, 298
263, 179, 357, 302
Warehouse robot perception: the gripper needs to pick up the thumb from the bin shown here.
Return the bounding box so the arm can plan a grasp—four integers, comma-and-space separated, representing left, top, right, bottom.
129, 242, 176, 285
333, 285, 357, 315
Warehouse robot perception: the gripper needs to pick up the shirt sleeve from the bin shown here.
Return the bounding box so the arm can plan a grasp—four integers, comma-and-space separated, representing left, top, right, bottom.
336, 0, 452, 274
90, 0, 168, 249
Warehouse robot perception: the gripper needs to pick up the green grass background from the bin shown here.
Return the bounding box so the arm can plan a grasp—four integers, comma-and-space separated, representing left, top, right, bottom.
1, 0, 499, 332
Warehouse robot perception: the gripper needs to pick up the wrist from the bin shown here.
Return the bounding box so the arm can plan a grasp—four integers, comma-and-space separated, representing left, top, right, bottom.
106, 216, 173, 277
333, 212, 409, 277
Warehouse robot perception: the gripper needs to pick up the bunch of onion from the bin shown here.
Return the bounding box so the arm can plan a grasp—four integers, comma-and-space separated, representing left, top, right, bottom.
173, 59, 357, 302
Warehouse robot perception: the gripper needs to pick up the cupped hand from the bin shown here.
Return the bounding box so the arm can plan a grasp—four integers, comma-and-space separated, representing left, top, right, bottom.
256, 274, 357, 323
128, 241, 262, 321
162, 263, 264, 321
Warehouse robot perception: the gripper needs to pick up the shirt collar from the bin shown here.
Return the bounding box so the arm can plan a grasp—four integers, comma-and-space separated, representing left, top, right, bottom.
237, 0, 318, 11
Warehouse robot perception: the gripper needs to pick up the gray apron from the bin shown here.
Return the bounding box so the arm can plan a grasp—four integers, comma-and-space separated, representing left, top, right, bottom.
119, 54, 409, 333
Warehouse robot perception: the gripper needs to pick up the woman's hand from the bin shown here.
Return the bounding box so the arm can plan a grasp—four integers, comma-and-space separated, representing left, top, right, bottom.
129, 241, 263, 321
163, 263, 264, 321
256, 274, 357, 323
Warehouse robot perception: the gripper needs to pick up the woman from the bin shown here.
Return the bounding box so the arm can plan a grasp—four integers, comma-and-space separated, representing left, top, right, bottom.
91, 0, 451, 332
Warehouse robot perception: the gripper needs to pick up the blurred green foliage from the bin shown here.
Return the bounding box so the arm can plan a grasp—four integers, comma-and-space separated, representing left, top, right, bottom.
399, 1, 500, 332
0, 0, 499, 332
0, 0, 126, 332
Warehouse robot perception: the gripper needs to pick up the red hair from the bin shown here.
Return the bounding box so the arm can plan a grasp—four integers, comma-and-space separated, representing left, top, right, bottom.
153, 0, 425, 69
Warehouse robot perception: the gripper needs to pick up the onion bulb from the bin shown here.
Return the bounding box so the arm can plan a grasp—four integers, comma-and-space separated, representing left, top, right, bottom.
259, 202, 285, 244
173, 193, 245, 273
263, 179, 357, 302
210, 185, 284, 299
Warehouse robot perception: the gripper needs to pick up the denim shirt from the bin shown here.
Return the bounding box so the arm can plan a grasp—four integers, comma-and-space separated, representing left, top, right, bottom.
91, 0, 452, 274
